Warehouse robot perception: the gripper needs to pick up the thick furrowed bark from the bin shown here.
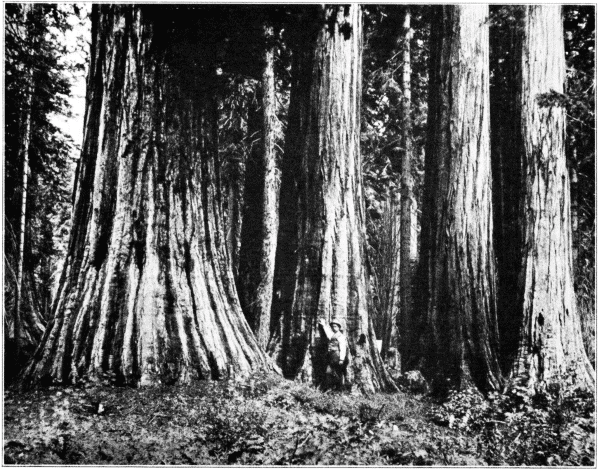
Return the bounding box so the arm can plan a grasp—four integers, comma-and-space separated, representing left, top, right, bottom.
510, 6, 594, 392
417, 6, 502, 393
24, 6, 269, 387
271, 5, 396, 393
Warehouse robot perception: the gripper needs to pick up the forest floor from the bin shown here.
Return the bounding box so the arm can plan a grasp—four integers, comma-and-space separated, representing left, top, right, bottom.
3, 372, 595, 466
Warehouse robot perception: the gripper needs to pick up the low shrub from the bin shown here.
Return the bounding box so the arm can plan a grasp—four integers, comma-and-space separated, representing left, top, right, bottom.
430, 387, 490, 431
430, 383, 595, 466
198, 393, 268, 461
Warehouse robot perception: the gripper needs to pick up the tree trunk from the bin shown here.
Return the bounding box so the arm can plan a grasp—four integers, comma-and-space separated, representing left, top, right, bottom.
398, 7, 415, 369
417, 5, 502, 392
14, 76, 32, 358
374, 7, 415, 362
12, 3, 36, 358
569, 154, 578, 265
270, 5, 396, 393
4, 215, 45, 366
237, 24, 280, 350
226, 164, 244, 278
510, 5, 594, 391
369, 197, 400, 359
24, 5, 270, 387
490, 7, 524, 373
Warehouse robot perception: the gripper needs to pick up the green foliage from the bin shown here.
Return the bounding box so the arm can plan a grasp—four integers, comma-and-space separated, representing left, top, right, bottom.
564, 5, 595, 363
362, 6, 428, 345
217, 25, 288, 271
199, 392, 268, 459
4, 4, 85, 337
430, 387, 491, 431
575, 250, 595, 364
4, 375, 490, 466
536, 90, 570, 108
484, 387, 595, 466
430, 385, 595, 466
366, 197, 400, 345
6, 375, 594, 466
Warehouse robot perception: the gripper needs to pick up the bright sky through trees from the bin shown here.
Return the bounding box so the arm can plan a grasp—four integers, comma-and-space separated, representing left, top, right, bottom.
48, 4, 89, 150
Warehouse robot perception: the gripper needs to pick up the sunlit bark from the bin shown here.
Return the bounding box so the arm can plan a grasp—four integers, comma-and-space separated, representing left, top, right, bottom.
510, 5, 594, 391
25, 5, 270, 387
417, 5, 502, 392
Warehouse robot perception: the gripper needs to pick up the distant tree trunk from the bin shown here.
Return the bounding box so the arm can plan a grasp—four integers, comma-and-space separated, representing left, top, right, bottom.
14, 81, 32, 357
376, 7, 414, 361
369, 197, 400, 358
226, 163, 244, 278
398, 6, 415, 369
270, 5, 396, 393
4, 215, 45, 363
13, 3, 35, 357
237, 24, 280, 349
510, 6, 594, 391
416, 5, 502, 392
222, 92, 245, 279
24, 5, 269, 387
569, 155, 578, 265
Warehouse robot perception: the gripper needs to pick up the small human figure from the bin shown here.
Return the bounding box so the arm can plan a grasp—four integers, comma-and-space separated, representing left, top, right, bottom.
318, 317, 348, 390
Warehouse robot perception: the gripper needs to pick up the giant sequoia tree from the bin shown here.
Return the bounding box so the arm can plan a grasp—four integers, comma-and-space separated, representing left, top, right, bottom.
415, 5, 502, 392
270, 5, 395, 392
24, 5, 269, 386
490, 6, 525, 372
509, 5, 594, 391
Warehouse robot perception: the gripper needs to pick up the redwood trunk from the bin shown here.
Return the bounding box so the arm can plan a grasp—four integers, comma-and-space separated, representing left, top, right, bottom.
270, 5, 395, 393
490, 6, 524, 373
25, 5, 269, 387
237, 24, 280, 349
418, 5, 502, 392
510, 6, 594, 391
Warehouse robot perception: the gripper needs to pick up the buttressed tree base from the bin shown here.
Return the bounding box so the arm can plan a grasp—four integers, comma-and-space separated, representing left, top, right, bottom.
269, 5, 396, 393
25, 6, 270, 387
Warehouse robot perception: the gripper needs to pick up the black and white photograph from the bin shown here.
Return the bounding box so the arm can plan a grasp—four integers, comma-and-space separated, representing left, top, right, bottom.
3, 3, 595, 466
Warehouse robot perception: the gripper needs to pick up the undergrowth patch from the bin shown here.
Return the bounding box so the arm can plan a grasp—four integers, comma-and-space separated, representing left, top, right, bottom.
430, 384, 595, 466
3, 374, 594, 466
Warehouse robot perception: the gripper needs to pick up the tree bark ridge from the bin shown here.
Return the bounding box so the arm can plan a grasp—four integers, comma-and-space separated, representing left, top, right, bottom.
417, 5, 502, 392
510, 5, 594, 391
271, 5, 395, 393
25, 6, 269, 387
